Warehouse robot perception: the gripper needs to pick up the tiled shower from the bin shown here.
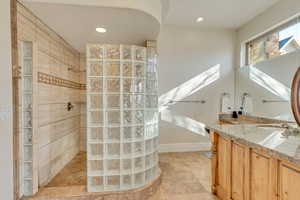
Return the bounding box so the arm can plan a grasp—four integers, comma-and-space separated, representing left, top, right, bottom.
17, 2, 159, 196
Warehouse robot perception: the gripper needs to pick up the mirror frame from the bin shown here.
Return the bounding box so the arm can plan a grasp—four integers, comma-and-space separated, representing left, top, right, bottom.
291, 67, 300, 126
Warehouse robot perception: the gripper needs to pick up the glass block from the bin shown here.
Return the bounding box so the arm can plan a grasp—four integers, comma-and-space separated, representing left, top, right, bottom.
122, 62, 133, 77
23, 111, 32, 127
106, 45, 120, 59
123, 94, 134, 108
145, 95, 158, 108
107, 176, 120, 188
24, 162, 32, 178
106, 95, 120, 109
107, 127, 120, 141
88, 78, 103, 92
146, 80, 157, 93
88, 62, 103, 76
134, 63, 145, 77
135, 47, 146, 61
90, 95, 103, 109
122, 46, 132, 60
134, 110, 144, 124
122, 159, 132, 171
89, 160, 103, 172
146, 71, 157, 80
123, 111, 133, 125
89, 111, 103, 125
106, 160, 120, 172
145, 154, 152, 168
145, 125, 155, 138
24, 128, 32, 144
134, 157, 143, 170
107, 143, 120, 156
134, 95, 144, 108
89, 177, 103, 186
134, 126, 144, 140
123, 79, 134, 93
23, 42, 33, 57
153, 152, 159, 164
134, 79, 144, 93
105, 62, 120, 77
134, 172, 144, 186
147, 48, 156, 63
23, 94, 32, 110
107, 110, 120, 125
24, 180, 33, 195
123, 127, 133, 141
88, 45, 104, 59
23, 59, 32, 75
153, 138, 159, 151
145, 111, 158, 124
122, 175, 132, 188
133, 142, 143, 155
90, 144, 103, 156
145, 139, 153, 153
23, 77, 32, 92
89, 127, 103, 140
151, 166, 157, 178
106, 79, 120, 93
24, 146, 32, 161
145, 169, 152, 182
123, 143, 132, 155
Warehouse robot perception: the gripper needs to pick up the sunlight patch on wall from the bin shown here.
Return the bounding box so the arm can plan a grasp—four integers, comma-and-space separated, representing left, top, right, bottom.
161, 109, 208, 137
159, 64, 220, 111
249, 66, 291, 100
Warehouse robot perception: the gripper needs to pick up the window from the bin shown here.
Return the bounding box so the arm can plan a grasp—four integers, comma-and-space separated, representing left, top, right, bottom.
246, 17, 300, 65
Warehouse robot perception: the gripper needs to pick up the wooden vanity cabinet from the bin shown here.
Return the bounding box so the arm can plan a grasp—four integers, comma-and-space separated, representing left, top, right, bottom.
211, 132, 279, 200
249, 151, 277, 200
279, 162, 300, 200
216, 136, 231, 200
231, 143, 246, 200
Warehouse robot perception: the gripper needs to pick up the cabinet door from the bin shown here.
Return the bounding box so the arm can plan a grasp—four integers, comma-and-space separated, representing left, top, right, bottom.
217, 136, 232, 200
232, 143, 245, 200
280, 163, 300, 200
250, 151, 276, 200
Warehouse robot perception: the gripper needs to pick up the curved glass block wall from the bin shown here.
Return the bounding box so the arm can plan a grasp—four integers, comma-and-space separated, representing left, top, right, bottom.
86, 44, 159, 192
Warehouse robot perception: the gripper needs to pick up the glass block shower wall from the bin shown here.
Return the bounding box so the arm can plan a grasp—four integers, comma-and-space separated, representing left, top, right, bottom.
21, 41, 34, 196
86, 44, 159, 192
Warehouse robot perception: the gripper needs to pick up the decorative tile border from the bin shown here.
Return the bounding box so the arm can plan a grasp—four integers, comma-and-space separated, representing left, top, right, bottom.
38, 72, 86, 90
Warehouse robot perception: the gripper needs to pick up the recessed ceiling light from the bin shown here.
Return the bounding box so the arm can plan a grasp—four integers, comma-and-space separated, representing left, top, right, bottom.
196, 17, 204, 22
96, 27, 107, 33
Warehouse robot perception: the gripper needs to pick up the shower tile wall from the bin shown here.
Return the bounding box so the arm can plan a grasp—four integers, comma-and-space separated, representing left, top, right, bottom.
17, 3, 82, 188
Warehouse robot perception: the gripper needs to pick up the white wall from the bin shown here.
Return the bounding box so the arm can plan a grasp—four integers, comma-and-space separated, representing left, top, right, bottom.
0, 0, 14, 199
158, 25, 236, 151
236, 0, 300, 121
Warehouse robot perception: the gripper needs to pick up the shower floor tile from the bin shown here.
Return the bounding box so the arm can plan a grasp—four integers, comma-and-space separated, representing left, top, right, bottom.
46, 151, 87, 187
29, 152, 217, 200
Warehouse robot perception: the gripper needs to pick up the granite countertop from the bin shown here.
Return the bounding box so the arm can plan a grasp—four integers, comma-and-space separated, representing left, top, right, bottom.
207, 124, 300, 166
219, 114, 295, 125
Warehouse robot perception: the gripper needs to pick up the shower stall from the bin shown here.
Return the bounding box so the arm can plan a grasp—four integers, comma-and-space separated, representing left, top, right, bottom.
86, 44, 159, 192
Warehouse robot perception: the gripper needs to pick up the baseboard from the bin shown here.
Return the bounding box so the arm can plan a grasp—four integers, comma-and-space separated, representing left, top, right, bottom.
159, 142, 211, 153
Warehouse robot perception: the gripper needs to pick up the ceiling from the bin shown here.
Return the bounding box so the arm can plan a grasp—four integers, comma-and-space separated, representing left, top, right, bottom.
23, 2, 160, 53
163, 0, 281, 28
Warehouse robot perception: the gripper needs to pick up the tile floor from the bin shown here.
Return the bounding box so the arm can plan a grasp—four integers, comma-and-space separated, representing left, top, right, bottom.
44, 151, 218, 200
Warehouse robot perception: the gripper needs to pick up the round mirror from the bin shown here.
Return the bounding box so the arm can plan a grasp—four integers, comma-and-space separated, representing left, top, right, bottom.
291, 67, 300, 125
